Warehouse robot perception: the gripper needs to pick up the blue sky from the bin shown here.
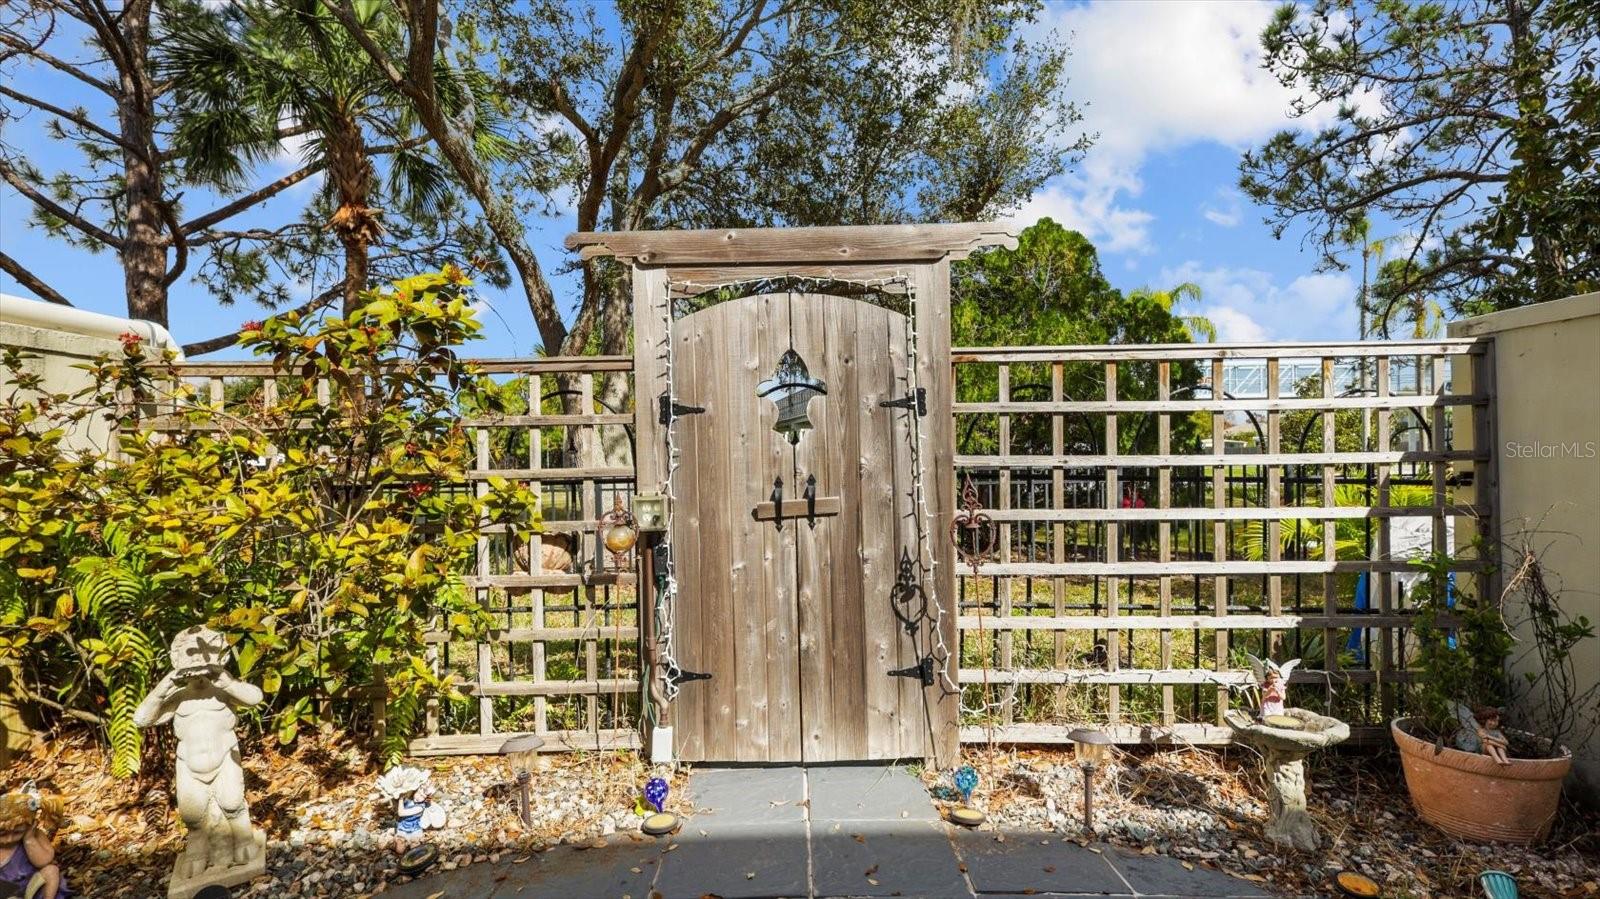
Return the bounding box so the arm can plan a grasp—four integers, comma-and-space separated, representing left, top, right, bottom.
1, 1, 1376, 358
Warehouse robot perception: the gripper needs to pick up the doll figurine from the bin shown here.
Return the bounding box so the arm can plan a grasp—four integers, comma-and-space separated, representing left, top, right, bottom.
0, 788, 69, 899
1473, 706, 1512, 765
375, 767, 448, 843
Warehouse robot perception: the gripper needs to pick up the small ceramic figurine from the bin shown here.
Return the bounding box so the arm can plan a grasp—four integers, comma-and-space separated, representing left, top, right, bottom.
1247, 655, 1300, 719
375, 767, 448, 842
133, 626, 266, 898
1473, 706, 1512, 765
0, 787, 69, 899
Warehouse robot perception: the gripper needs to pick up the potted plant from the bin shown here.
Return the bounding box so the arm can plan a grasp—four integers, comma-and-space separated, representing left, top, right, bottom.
1392, 538, 1599, 844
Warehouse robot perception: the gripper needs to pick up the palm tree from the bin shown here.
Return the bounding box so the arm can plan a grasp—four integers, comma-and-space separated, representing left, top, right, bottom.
1129, 282, 1217, 343
162, 0, 504, 315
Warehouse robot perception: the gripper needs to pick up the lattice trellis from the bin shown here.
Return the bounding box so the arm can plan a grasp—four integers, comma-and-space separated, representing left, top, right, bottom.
949, 339, 1494, 745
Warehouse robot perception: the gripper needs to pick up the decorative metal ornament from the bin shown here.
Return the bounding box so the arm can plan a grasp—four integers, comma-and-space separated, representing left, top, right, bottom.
757, 348, 827, 444
598, 494, 639, 566
949, 473, 996, 575
889, 549, 927, 635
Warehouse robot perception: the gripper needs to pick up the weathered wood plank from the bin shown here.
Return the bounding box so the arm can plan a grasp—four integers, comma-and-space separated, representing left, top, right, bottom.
955, 613, 1452, 631
409, 729, 640, 756
955, 395, 1484, 414
953, 450, 1484, 467
959, 723, 1394, 746
566, 223, 1020, 264
975, 505, 1485, 522
971, 560, 1486, 576
953, 339, 1484, 361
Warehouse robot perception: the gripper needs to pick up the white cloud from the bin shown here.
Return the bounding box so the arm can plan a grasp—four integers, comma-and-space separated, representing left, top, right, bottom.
1015, 168, 1153, 253
1010, 1, 1382, 251
1161, 261, 1358, 341
1205, 306, 1269, 342
1202, 190, 1244, 228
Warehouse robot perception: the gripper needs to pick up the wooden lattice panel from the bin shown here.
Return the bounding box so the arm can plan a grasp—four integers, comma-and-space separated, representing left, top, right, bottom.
949, 340, 1494, 745
148, 357, 641, 756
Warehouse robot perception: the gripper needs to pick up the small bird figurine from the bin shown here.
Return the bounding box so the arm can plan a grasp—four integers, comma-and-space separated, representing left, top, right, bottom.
954, 765, 978, 805
644, 777, 669, 814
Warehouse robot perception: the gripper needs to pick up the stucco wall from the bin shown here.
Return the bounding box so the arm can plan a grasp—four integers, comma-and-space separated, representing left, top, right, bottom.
1450, 291, 1600, 802
0, 292, 179, 456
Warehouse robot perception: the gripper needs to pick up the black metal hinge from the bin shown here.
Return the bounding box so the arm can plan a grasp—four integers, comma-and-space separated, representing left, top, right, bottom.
888, 656, 935, 687
666, 668, 713, 688
659, 394, 707, 425
878, 387, 926, 417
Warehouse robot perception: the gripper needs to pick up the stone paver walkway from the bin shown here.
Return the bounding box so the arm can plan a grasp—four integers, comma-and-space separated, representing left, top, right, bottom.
384, 765, 1280, 898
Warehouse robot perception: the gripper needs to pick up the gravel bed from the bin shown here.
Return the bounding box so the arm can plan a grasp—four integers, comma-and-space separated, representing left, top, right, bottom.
927, 746, 1600, 898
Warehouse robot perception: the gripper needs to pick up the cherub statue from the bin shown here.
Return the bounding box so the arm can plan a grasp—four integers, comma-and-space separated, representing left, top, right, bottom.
1473, 706, 1512, 765
0, 786, 68, 899
375, 767, 448, 845
134, 626, 267, 895
1246, 655, 1300, 718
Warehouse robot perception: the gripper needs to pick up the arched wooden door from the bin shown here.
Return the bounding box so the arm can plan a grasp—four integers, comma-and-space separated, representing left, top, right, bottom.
670, 291, 939, 762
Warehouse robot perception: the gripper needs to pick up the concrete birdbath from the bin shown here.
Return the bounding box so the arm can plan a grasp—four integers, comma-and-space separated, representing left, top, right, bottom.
1226, 708, 1350, 851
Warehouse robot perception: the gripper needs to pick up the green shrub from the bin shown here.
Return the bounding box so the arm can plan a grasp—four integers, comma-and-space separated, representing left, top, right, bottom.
0, 269, 538, 772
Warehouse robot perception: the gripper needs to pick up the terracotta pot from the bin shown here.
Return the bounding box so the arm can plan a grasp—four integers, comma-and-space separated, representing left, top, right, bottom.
1391, 717, 1571, 844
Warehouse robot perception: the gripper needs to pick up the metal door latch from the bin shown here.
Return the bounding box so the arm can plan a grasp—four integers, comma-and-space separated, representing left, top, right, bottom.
878, 388, 926, 416
659, 394, 707, 425
888, 656, 935, 686
666, 668, 713, 687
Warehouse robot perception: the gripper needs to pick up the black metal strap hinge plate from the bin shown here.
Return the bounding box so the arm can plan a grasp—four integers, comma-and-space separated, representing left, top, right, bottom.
659, 393, 707, 425
888, 656, 935, 687
878, 387, 926, 416
667, 668, 712, 687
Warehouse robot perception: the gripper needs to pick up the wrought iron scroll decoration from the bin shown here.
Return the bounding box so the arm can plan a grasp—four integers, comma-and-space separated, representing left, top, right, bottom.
949, 472, 996, 576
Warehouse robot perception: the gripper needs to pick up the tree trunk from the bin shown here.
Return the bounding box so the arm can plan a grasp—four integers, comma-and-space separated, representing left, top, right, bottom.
115, 1, 169, 326
325, 113, 379, 316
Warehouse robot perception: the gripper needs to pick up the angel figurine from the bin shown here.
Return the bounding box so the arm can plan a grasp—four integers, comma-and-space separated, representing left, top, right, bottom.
375, 767, 448, 843
1246, 655, 1300, 719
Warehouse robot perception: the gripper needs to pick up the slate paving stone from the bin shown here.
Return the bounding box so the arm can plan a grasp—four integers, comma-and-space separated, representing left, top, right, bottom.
653, 821, 811, 899
951, 831, 1131, 896
1102, 847, 1273, 898
381, 860, 507, 899
806, 764, 939, 822
810, 820, 971, 898
689, 767, 809, 825
382, 841, 663, 899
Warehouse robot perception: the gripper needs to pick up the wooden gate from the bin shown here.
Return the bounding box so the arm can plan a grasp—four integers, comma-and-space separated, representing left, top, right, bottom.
669, 291, 931, 762
572, 223, 1019, 766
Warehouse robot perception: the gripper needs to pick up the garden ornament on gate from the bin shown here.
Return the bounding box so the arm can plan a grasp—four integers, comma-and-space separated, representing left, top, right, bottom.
133, 626, 267, 899
950, 473, 996, 576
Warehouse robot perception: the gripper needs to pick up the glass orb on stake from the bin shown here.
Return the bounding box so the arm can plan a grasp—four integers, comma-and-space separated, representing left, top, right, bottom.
640, 776, 680, 836
599, 494, 639, 566
498, 734, 544, 826
1068, 728, 1113, 832
949, 765, 985, 827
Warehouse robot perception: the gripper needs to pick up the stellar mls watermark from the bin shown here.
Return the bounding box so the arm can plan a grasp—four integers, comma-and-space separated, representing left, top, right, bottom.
1503, 440, 1598, 459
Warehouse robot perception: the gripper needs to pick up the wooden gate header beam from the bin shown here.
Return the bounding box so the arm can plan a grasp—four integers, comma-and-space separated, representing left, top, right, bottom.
565, 222, 1020, 266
